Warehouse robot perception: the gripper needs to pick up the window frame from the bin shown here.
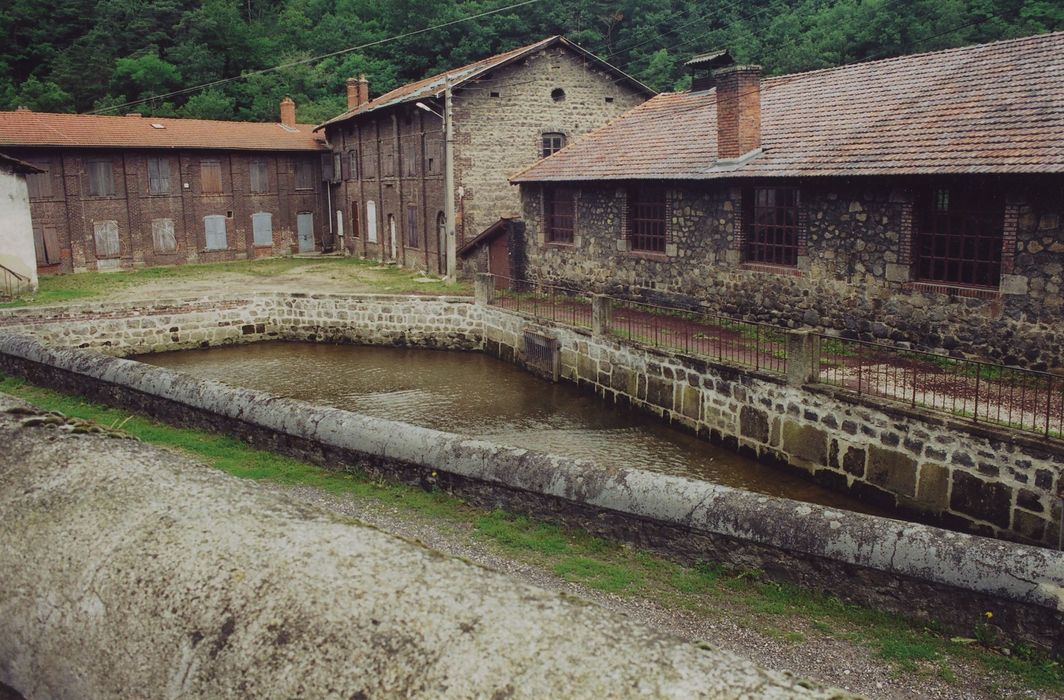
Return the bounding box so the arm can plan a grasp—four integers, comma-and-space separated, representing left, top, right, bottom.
93, 220, 120, 258
743, 187, 801, 267
294, 159, 315, 191
348, 151, 359, 180
544, 187, 575, 244
626, 186, 667, 254
912, 186, 1005, 289
251, 211, 274, 247
151, 218, 177, 254
147, 157, 171, 195
249, 160, 270, 194
33, 224, 61, 265
405, 205, 419, 248
26, 160, 53, 199
541, 132, 566, 159
204, 214, 228, 251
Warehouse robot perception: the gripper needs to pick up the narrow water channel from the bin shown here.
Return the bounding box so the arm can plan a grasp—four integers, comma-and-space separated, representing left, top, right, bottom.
138, 341, 882, 514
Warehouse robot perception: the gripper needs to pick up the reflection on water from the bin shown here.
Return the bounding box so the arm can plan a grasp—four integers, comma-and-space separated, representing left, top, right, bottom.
138, 341, 882, 513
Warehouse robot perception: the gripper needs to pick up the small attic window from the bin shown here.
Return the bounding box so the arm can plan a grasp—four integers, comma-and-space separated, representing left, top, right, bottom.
605, 97, 614, 104
150, 123, 165, 129
490, 91, 500, 98
551, 88, 566, 102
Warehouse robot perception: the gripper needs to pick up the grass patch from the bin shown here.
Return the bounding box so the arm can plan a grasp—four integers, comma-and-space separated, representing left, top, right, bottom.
1, 371, 1062, 694
0, 257, 471, 308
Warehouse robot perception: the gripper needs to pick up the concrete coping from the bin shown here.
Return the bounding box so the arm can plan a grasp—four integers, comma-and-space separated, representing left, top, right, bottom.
1, 330, 1061, 617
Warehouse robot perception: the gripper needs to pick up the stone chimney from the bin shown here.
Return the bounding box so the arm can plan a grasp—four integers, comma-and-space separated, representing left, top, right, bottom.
280, 97, 296, 127
713, 65, 762, 162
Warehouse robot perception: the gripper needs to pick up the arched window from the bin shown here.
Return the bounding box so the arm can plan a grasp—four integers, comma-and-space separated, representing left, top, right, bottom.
542, 132, 566, 158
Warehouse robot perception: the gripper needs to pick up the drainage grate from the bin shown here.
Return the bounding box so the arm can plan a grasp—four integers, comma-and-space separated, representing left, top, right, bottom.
522, 328, 560, 382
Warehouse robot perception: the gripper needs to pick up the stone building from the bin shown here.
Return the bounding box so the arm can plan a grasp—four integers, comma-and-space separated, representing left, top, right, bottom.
512, 32, 1064, 370
316, 36, 653, 275
0, 152, 42, 294
0, 101, 327, 274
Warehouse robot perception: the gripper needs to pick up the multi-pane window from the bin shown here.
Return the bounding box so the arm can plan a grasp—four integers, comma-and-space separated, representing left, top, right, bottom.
295, 159, 315, 190
33, 225, 61, 265
348, 151, 359, 179
200, 159, 223, 194
250, 160, 269, 194
26, 161, 52, 199
627, 187, 667, 253
362, 142, 377, 178
914, 187, 1003, 287
152, 218, 176, 253
93, 220, 120, 258
204, 215, 228, 250
545, 187, 575, 243
252, 212, 273, 246
542, 132, 566, 158
86, 159, 115, 196
147, 157, 171, 194
745, 187, 800, 266
405, 206, 419, 248
426, 136, 442, 175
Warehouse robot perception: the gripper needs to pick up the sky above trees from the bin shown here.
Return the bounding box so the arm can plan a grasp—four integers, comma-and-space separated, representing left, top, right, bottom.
1, 0, 1061, 123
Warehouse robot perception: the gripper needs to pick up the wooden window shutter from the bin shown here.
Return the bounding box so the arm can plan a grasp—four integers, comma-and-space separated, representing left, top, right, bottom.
27, 161, 52, 198
152, 219, 177, 253
93, 220, 120, 258
148, 158, 171, 194
87, 160, 114, 196
201, 160, 223, 194
250, 161, 269, 194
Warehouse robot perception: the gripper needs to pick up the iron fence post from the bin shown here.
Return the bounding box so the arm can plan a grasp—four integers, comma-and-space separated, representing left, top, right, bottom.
592, 295, 612, 338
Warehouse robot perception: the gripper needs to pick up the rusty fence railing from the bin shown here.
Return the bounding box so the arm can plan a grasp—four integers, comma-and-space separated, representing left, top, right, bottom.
489, 275, 594, 330
608, 299, 788, 375
815, 335, 1064, 438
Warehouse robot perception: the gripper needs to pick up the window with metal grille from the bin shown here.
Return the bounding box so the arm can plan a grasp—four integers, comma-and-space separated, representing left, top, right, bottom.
405, 206, 419, 248
545, 187, 575, 243
26, 160, 52, 199
93, 220, 119, 258
626, 187, 667, 253
744, 187, 800, 266
86, 159, 115, 196
204, 215, 227, 250
295, 159, 315, 190
147, 157, 171, 194
914, 187, 1003, 287
249, 160, 269, 193
152, 218, 176, 253
200, 159, 223, 194
542, 132, 566, 158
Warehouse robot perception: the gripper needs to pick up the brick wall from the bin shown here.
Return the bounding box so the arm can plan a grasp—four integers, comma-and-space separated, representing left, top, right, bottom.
14, 146, 325, 273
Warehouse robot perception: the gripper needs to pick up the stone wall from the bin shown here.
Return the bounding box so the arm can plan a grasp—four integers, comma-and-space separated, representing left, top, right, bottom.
481, 305, 1064, 547
0, 393, 844, 699
520, 176, 1064, 370
1, 334, 1061, 654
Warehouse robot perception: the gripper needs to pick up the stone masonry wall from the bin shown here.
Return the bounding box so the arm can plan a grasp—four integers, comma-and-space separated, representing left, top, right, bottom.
481, 305, 1064, 547
521, 177, 1064, 370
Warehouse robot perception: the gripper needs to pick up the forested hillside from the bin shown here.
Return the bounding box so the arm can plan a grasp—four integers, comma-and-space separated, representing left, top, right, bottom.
2, 0, 1061, 123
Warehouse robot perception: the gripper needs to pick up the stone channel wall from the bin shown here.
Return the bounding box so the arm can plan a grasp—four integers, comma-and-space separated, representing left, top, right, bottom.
0, 333, 1061, 654
481, 306, 1064, 547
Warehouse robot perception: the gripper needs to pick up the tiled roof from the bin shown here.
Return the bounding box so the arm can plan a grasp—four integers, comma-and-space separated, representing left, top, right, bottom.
512, 31, 1064, 181
0, 111, 327, 151
317, 36, 653, 130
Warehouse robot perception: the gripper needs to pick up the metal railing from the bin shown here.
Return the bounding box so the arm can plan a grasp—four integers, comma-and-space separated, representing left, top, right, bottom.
608, 299, 788, 375
490, 275, 594, 330
0, 263, 30, 300
815, 335, 1064, 438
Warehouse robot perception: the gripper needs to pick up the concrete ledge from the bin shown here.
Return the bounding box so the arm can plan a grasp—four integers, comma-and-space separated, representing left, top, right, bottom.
1, 332, 1062, 653
0, 394, 841, 699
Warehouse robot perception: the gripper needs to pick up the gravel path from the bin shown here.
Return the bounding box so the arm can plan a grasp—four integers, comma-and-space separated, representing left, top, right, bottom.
262, 482, 1053, 700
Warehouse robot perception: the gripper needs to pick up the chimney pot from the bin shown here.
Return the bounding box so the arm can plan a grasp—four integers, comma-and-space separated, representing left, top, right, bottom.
346, 78, 359, 111
713, 65, 762, 162
280, 97, 296, 128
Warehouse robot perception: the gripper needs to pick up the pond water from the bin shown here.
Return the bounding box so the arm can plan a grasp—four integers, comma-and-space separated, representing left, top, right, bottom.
138, 341, 882, 514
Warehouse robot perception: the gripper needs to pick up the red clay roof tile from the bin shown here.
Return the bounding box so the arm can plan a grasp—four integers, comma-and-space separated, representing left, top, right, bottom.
512, 31, 1064, 181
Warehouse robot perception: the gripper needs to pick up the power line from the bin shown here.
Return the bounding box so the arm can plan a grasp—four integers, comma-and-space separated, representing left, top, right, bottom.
89, 0, 546, 115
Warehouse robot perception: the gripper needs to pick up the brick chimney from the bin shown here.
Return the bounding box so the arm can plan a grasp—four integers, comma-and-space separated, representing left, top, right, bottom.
346, 78, 359, 110
357, 74, 369, 108
713, 65, 762, 162
280, 97, 296, 127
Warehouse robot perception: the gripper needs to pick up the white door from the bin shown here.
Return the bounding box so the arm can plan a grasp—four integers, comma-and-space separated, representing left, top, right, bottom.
297, 212, 314, 252
367, 201, 378, 243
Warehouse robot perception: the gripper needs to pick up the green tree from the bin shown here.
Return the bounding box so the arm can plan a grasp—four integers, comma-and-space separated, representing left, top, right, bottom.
180, 88, 236, 120
14, 77, 74, 112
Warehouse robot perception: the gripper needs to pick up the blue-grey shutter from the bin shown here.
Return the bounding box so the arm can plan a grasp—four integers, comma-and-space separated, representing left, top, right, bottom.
93, 220, 120, 257
252, 212, 273, 246
204, 215, 227, 250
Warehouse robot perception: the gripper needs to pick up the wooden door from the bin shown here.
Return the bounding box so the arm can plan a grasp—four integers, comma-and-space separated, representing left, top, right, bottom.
488, 230, 510, 283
